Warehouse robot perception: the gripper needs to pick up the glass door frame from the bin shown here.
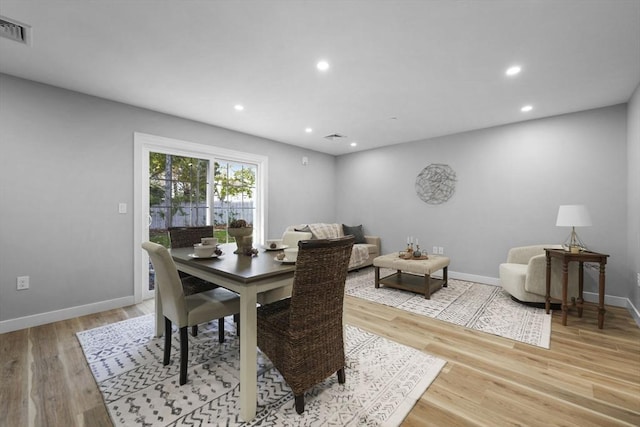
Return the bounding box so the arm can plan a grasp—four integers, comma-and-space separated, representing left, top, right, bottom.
133, 132, 268, 302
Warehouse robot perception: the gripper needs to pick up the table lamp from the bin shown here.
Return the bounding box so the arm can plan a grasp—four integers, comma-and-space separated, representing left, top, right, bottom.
556, 204, 592, 253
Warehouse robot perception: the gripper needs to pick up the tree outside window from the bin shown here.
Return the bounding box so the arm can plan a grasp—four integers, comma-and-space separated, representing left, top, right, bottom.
213, 160, 256, 243
148, 153, 256, 246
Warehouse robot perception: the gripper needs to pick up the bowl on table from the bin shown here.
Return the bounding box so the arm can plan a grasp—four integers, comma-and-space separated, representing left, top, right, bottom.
193, 243, 216, 257
201, 237, 218, 246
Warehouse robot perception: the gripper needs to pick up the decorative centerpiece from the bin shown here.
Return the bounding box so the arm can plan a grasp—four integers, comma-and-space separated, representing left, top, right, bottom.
228, 219, 255, 255
400, 237, 428, 260
413, 245, 422, 257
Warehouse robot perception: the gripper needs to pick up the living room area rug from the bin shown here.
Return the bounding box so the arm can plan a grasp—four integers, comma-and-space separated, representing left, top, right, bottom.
77, 314, 446, 426
346, 268, 552, 349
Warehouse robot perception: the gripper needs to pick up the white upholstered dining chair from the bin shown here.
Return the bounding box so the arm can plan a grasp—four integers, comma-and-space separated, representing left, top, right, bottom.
168, 226, 220, 336
142, 241, 241, 385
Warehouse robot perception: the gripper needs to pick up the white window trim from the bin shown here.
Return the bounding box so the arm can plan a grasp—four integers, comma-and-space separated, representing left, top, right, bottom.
133, 132, 268, 302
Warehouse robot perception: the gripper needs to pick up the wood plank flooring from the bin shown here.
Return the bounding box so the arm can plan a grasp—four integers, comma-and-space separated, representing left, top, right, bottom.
1, 285, 639, 426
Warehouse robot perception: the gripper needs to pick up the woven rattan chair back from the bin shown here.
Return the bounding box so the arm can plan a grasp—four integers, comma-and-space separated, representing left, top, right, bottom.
166, 225, 220, 334
256, 235, 354, 414
168, 226, 214, 248
288, 236, 354, 333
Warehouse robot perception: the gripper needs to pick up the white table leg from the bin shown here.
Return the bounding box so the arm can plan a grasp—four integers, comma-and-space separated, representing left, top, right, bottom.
239, 285, 258, 421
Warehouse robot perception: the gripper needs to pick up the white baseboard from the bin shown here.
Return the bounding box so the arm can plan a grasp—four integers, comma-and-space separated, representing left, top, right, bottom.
626, 300, 640, 327
448, 270, 500, 286
0, 296, 136, 334
583, 292, 640, 327
3, 273, 638, 333
582, 291, 627, 308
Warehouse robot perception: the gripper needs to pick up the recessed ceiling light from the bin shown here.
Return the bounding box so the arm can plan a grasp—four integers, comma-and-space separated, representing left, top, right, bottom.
305, 127, 313, 133
506, 65, 521, 76
521, 105, 533, 112
350, 142, 357, 147
234, 104, 244, 111
317, 60, 330, 71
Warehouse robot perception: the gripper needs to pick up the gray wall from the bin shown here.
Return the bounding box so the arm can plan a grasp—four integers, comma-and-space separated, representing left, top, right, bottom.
0, 74, 336, 323
628, 83, 640, 310
336, 105, 631, 298
1, 73, 637, 329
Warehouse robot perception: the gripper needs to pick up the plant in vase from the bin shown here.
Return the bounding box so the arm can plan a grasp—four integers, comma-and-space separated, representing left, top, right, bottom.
228, 219, 255, 255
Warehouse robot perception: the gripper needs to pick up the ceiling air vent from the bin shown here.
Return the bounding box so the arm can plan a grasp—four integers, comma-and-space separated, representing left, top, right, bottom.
0, 16, 31, 45
324, 133, 347, 141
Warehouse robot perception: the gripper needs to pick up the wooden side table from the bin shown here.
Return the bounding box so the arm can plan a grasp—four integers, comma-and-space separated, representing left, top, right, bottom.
544, 248, 609, 329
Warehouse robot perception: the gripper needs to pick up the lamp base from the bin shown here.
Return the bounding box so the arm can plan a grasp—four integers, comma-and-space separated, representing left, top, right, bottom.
562, 227, 588, 253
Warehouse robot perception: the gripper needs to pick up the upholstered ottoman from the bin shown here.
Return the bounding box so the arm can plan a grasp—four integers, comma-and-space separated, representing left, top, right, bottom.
373, 253, 450, 299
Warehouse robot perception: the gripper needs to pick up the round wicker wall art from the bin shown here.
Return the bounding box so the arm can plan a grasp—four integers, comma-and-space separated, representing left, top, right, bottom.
415, 163, 456, 205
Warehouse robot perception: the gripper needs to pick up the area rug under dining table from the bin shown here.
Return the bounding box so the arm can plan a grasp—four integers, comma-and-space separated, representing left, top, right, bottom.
346, 268, 552, 349
77, 314, 446, 426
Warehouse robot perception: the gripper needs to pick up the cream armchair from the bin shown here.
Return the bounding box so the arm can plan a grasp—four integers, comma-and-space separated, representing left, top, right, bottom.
499, 244, 579, 304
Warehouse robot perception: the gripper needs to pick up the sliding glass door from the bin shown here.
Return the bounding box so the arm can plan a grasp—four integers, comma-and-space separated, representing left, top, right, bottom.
134, 132, 267, 302
149, 153, 211, 247
213, 160, 257, 243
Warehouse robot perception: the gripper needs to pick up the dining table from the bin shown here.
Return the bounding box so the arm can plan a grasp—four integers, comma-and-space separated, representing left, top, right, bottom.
156, 243, 295, 422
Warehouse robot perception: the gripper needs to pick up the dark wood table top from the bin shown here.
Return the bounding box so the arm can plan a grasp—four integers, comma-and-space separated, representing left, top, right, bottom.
170, 243, 295, 284
544, 248, 609, 263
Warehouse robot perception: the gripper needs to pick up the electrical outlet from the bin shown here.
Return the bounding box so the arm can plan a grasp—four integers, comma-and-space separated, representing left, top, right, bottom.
17, 276, 29, 290
432, 246, 438, 254
438, 247, 444, 255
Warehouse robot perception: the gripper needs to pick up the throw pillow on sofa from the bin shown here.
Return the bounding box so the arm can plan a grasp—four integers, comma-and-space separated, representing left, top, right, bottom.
342, 224, 367, 244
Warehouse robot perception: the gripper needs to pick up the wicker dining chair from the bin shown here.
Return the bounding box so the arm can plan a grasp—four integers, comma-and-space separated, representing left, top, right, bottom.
142, 242, 240, 385
168, 226, 216, 249
257, 236, 355, 414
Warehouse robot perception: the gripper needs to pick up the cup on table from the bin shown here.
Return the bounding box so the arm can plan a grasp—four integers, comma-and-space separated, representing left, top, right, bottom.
201, 237, 217, 246
194, 243, 216, 257
284, 247, 298, 262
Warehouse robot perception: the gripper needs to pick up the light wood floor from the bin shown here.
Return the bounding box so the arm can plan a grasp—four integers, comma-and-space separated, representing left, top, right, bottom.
2, 283, 639, 426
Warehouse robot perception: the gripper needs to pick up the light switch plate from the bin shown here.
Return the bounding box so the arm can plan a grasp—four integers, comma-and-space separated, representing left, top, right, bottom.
118, 203, 127, 214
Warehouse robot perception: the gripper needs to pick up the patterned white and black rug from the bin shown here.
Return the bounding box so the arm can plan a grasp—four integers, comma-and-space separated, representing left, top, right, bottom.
77, 314, 446, 426
346, 268, 552, 349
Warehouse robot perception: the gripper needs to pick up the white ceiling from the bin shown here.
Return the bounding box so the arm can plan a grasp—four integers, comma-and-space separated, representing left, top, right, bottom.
1, 1, 639, 155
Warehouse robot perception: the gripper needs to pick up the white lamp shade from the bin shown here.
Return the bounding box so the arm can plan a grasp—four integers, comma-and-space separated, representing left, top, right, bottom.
556, 205, 592, 227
